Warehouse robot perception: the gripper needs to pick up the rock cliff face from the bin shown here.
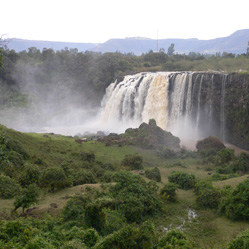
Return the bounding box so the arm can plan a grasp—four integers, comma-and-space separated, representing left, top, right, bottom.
101, 72, 249, 149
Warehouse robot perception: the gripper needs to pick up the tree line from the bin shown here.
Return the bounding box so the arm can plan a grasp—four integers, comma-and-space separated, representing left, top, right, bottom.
0, 44, 249, 109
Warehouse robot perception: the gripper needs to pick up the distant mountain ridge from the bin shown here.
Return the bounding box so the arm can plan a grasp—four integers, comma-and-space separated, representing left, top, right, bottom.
3, 29, 249, 55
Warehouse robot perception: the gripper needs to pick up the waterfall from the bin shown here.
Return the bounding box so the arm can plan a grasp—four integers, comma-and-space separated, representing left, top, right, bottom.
101, 72, 228, 142
220, 74, 227, 141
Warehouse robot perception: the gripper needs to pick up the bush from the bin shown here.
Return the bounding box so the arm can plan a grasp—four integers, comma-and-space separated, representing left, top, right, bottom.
228, 229, 249, 249
94, 222, 157, 249
101, 171, 114, 183
160, 183, 177, 202
234, 152, 249, 173
0, 175, 20, 199
158, 229, 191, 248
168, 171, 196, 190
18, 164, 40, 187
109, 171, 161, 223
196, 188, 220, 209
40, 167, 69, 192
194, 179, 214, 195
219, 179, 249, 220
215, 148, 235, 166
121, 154, 143, 170
72, 170, 96, 186
196, 136, 225, 152
145, 167, 161, 182
81, 152, 95, 162
80, 228, 99, 247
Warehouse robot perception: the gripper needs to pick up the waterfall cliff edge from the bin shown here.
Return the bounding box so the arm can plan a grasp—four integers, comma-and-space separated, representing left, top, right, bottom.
101, 72, 249, 150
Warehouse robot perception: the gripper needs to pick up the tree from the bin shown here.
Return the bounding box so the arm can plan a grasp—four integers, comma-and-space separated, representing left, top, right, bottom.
18, 164, 40, 187
121, 154, 143, 170
160, 182, 177, 202
40, 167, 68, 192
0, 175, 20, 199
168, 171, 196, 190
145, 167, 161, 182
13, 184, 40, 213
167, 43, 175, 56
228, 229, 249, 249
219, 179, 249, 220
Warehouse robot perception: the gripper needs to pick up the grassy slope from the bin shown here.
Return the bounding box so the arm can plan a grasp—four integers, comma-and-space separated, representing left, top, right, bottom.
0, 125, 249, 248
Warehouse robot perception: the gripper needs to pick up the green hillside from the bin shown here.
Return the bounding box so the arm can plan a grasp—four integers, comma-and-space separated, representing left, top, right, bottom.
1, 123, 249, 248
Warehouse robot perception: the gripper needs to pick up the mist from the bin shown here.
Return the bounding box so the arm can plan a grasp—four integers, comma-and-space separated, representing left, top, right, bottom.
0, 48, 117, 135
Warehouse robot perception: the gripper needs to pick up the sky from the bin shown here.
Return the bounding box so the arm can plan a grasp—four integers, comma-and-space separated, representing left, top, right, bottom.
1, 0, 248, 43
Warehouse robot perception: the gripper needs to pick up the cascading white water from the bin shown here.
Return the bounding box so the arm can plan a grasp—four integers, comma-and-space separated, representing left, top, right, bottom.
220, 74, 228, 141
101, 72, 227, 143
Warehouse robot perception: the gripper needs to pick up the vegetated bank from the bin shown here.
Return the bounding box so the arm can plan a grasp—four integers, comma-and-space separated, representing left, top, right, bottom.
1, 121, 249, 248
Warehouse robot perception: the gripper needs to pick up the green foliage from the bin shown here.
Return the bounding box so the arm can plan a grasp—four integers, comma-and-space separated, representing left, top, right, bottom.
234, 152, 249, 173
61, 239, 86, 249
158, 229, 191, 248
195, 180, 221, 209
13, 184, 40, 213
82, 228, 99, 247
228, 229, 249, 249
121, 154, 144, 170
196, 136, 225, 152
102, 208, 127, 234
168, 171, 196, 190
110, 171, 161, 223
145, 167, 161, 182
160, 183, 177, 202
101, 171, 114, 183
219, 179, 249, 220
0, 175, 19, 198
194, 179, 213, 195
94, 221, 157, 249
167, 43, 175, 56
40, 167, 69, 192
18, 164, 40, 187
215, 148, 235, 166
81, 152, 95, 162
196, 188, 220, 209
26, 235, 55, 249
72, 169, 96, 186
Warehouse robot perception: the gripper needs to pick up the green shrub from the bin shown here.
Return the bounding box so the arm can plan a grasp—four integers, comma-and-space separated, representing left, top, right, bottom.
40, 167, 69, 192
228, 229, 249, 249
158, 229, 191, 248
121, 154, 143, 170
26, 235, 55, 249
94, 222, 157, 249
101, 171, 114, 183
61, 239, 86, 249
145, 167, 161, 182
196, 136, 225, 152
81, 152, 95, 162
160, 183, 177, 202
13, 184, 40, 213
194, 179, 214, 195
0, 175, 20, 199
102, 209, 127, 234
215, 148, 235, 166
80, 228, 99, 247
168, 171, 196, 190
110, 171, 161, 223
72, 170, 96, 186
196, 188, 220, 209
219, 179, 249, 220
234, 152, 249, 173
18, 164, 40, 187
